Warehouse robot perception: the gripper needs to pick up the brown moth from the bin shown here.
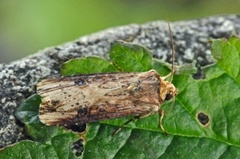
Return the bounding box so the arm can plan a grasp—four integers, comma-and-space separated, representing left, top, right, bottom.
37, 23, 177, 135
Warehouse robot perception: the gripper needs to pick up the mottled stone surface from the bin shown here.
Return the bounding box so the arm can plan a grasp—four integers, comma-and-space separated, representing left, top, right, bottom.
0, 15, 240, 147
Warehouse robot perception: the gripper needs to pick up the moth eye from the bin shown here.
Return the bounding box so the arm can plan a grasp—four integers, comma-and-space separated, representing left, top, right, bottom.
165, 93, 172, 101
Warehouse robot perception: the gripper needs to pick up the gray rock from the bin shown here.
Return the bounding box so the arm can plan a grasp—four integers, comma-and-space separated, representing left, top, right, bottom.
0, 14, 240, 147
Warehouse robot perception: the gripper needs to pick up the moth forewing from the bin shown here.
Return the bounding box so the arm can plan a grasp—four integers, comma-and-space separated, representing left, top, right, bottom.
37, 70, 177, 128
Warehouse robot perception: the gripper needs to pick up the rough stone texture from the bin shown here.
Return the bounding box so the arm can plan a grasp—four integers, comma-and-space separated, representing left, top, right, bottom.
0, 14, 240, 147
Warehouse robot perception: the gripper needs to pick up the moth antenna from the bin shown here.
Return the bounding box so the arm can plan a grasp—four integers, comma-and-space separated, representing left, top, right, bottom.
161, 22, 175, 81
162, 22, 177, 119
168, 22, 175, 82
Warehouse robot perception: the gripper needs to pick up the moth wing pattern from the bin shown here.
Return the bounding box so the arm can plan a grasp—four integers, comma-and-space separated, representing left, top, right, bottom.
37, 70, 164, 126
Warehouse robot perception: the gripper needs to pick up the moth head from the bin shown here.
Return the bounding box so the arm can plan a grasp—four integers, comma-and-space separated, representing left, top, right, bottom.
159, 79, 178, 102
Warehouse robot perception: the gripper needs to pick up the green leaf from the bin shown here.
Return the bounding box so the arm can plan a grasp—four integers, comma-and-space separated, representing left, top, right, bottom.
84, 123, 173, 159
0, 133, 81, 159
152, 58, 171, 76
84, 123, 232, 159
175, 60, 197, 75
15, 94, 41, 124
109, 41, 153, 72
153, 58, 197, 77
0, 140, 58, 159
211, 36, 240, 83
61, 56, 118, 76
26, 122, 68, 143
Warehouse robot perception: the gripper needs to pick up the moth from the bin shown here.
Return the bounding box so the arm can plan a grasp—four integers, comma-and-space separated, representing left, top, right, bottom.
37, 23, 178, 135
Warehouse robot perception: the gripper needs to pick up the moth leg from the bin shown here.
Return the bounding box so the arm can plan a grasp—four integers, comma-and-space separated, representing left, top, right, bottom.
161, 66, 176, 81
161, 72, 172, 81
159, 109, 168, 135
112, 112, 152, 136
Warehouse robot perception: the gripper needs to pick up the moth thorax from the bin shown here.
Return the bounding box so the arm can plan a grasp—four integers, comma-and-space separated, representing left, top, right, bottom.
159, 78, 178, 102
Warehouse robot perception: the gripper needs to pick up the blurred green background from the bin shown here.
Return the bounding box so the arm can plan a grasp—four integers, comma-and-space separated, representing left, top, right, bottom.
0, 0, 239, 63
